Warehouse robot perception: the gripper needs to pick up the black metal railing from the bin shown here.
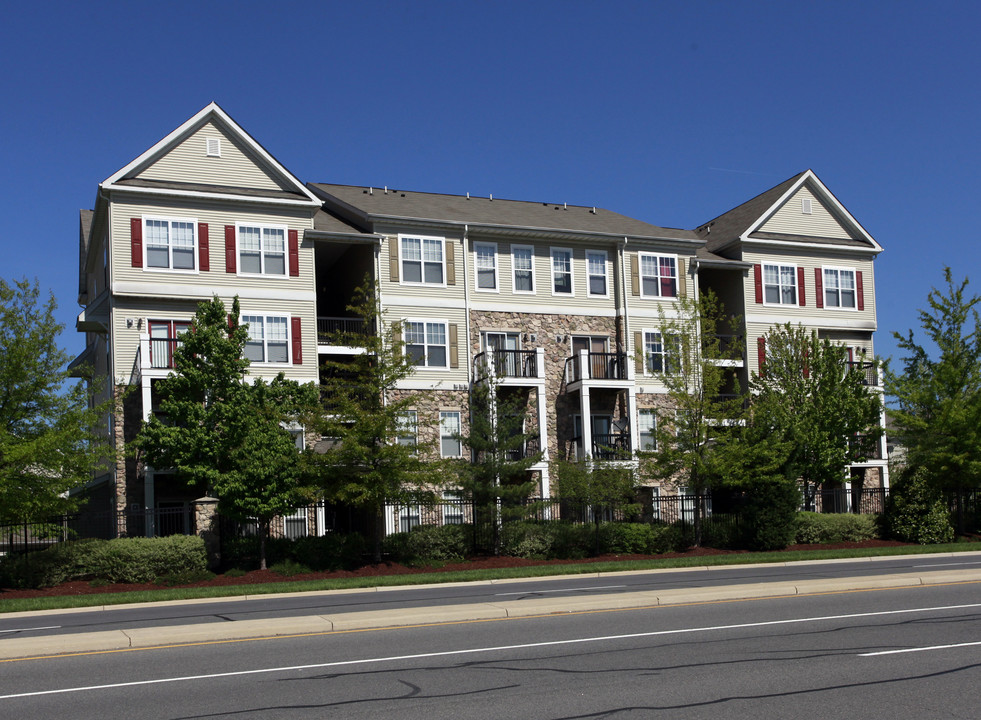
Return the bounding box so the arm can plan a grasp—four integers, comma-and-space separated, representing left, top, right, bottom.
317, 317, 374, 345
565, 352, 628, 382
845, 361, 878, 386
811, 487, 887, 514
849, 434, 884, 460
503, 434, 542, 461
702, 334, 744, 360
474, 349, 539, 379
570, 432, 632, 460
149, 337, 182, 369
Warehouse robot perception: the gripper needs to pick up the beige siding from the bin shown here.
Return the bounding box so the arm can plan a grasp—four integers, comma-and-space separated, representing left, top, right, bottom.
760, 186, 853, 239
377, 231, 468, 304
745, 323, 874, 377
137, 121, 293, 192
383, 305, 469, 387
110, 196, 315, 297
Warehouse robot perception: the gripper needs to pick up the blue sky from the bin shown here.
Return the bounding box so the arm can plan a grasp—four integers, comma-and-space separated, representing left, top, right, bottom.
2, 0, 978, 366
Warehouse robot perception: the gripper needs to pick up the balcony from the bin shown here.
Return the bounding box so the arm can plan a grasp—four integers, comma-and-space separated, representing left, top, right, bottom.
317, 316, 374, 345
474, 348, 545, 384
849, 434, 884, 460
845, 361, 878, 387
149, 337, 182, 369
565, 351, 629, 384
572, 432, 632, 460
702, 333, 745, 366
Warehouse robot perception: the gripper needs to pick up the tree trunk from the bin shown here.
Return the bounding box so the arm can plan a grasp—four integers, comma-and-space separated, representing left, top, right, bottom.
258, 519, 269, 571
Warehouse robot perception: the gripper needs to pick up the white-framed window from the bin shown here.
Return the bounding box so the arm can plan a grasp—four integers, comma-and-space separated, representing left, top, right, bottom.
399, 505, 421, 533
474, 242, 498, 291
440, 411, 462, 458
238, 224, 286, 276
442, 491, 464, 525
511, 244, 535, 293
242, 314, 290, 364
144, 217, 196, 271
148, 320, 191, 369
397, 410, 417, 449
404, 320, 448, 368
551, 248, 573, 295
823, 267, 857, 309
639, 253, 678, 298
586, 250, 608, 297
638, 409, 657, 451
400, 235, 445, 285
644, 330, 678, 374
763, 263, 798, 305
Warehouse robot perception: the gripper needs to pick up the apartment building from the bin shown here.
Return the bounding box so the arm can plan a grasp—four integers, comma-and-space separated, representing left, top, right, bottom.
71, 103, 887, 524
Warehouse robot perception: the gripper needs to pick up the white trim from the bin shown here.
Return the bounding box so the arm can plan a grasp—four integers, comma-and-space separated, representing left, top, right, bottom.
585, 249, 610, 298
637, 252, 680, 300
111, 282, 315, 302
821, 265, 859, 311
550, 247, 574, 296
742, 237, 881, 255
745, 312, 876, 330
473, 241, 499, 293
142, 215, 199, 275
439, 410, 463, 458
761, 262, 799, 307
103, 184, 320, 207
403, 317, 450, 370
240, 312, 293, 366
101, 102, 321, 204
511, 244, 536, 294
640, 327, 678, 377
236, 222, 290, 278
398, 234, 447, 288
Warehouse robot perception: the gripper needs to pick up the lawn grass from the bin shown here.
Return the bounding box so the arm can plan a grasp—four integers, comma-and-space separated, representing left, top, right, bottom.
2, 542, 978, 614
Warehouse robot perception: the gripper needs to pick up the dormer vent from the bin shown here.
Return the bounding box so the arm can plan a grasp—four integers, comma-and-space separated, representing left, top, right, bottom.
801, 197, 812, 214
206, 138, 221, 157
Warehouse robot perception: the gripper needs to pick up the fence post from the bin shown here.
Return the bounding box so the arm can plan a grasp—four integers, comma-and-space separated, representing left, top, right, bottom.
193, 496, 221, 570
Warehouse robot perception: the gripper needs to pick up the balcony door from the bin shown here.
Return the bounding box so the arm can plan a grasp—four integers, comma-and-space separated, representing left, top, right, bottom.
483, 332, 520, 376
572, 335, 609, 379
149, 320, 191, 369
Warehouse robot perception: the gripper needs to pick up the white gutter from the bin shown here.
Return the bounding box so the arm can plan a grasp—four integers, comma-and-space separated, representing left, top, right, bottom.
462, 224, 472, 385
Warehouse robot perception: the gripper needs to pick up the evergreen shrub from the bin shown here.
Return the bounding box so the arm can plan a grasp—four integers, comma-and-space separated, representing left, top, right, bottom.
884, 467, 954, 544
795, 512, 880, 544
383, 524, 470, 566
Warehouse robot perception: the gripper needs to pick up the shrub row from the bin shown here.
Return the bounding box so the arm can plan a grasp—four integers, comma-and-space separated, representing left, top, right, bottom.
498, 522, 686, 560
221, 532, 367, 572
794, 512, 880, 544
0, 536, 208, 589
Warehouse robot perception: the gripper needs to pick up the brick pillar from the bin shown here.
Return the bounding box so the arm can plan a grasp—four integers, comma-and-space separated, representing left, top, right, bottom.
194, 496, 221, 570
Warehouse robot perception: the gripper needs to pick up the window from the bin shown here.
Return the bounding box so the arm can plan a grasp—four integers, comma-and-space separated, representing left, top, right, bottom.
401, 235, 444, 284
243, 314, 289, 363
238, 224, 286, 275
644, 331, 679, 374
404, 320, 447, 368
399, 505, 421, 533
512, 245, 535, 293
763, 263, 797, 305
823, 267, 856, 309
440, 411, 462, 457
145, 217, 196, 270
638, 410, 657, 451
639, 253, 677, 298
148, 320, 191, 369
474, 242, 498, 290
397, 410, 417, 449
443, 491, 464, 525
551, 248, 573, 295
586, 250, 608, 296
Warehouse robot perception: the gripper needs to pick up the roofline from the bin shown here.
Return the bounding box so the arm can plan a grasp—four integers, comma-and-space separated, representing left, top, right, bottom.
691, 257, 753, 270
100, 183, 321, 208
101, 102, 321, 204
305, 229, 384, 244
740, 236, 883, 255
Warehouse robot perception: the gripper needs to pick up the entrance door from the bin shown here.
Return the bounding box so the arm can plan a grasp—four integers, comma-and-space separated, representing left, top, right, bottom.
572, 336, 608, 378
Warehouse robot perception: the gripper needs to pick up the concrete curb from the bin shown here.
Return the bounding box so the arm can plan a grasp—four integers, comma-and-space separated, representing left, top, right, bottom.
3, 568, 980, 661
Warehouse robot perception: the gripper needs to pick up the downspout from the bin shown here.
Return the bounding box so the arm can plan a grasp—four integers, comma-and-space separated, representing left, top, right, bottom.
376, 239, 388, 410
462, 224, 472, 385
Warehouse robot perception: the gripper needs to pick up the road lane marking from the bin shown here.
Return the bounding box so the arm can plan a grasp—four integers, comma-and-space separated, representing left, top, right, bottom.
0, 627, 60, 634
914, 561, 981, 568
494, 585, 626, 596
3, 602, 981, 700
860, 640, 981, 657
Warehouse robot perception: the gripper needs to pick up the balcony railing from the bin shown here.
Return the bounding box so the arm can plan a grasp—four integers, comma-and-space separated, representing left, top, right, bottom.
572, 432, 632, 460
501, 435, 542, 462
474, 349, 540, 380
149, 337, 182, 369
849, 434, 883, 460
565, 352, 628, 383
845, 361, 878, 386
317, 317, 374, 345
702, 333, 744, 361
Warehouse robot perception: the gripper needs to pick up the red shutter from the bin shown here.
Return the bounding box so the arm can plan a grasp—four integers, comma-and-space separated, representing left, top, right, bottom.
856, 271, 865, 311
198, 223, 209, 271
797, 267, 806, 306
224, 226, 236, 273
291, 317, 302, 364
130, 218, 143, 268
754, 264, 763, 304
227, 314, 234, 338
803, 350, 810, 379
757, 337, 766, 377
288, 229, 299, 277
814, 268, 824, 308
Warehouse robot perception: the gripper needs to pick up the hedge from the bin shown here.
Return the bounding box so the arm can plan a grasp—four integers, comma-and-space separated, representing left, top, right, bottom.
795, 512, 880, 544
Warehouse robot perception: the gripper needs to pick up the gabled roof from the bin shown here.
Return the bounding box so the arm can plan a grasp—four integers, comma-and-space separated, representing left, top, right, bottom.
78, 209, 93, 301
309, 183, 701, 243
101, 102, 320, 206
695, 170, 881, 254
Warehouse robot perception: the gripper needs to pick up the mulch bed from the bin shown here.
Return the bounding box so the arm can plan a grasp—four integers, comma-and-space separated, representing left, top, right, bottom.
0, 540, 913, 601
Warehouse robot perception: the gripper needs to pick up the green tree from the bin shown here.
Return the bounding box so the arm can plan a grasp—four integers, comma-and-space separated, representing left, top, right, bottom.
454, 379, 543, 554
305, 279, 442, 562
884, 268, 981, 532
752, 323, 883, 508
0, 278, 113, 523
638, 290, 747, 546
136, 296, 319, 569
552, 459, 640, 556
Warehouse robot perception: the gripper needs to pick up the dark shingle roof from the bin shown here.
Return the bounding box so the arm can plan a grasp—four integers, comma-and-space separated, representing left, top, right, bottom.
311, 208, 374, 236
79, 209, 94, 297
696, 172, 806, 251
309, 183, 699, 242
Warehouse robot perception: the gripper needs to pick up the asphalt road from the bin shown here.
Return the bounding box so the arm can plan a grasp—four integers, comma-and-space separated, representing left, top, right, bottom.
2, 580, 980, 719
3, 551, 981, 640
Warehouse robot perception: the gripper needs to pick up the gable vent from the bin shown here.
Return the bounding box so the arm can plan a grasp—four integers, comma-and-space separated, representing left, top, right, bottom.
801, 197, 812, 215
206, 137, 221, 157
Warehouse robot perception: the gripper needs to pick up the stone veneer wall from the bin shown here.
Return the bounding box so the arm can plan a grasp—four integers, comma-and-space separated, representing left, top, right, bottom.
389, 388, 470, 458
114, 384, 145, 515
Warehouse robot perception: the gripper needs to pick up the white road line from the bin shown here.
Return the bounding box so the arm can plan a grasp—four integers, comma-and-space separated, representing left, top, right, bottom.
0, 627, 60, 635
913, 561, 981, 568
4, 602, 981, 701
495, 585, 626, 596
860, 640, 981, 657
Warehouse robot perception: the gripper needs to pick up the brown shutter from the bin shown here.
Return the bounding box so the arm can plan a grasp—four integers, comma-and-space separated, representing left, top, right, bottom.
288, 230, 299, 277
630, 255, 639, 296
291, 317, 302, 364
130, 218, 143, 268
856, 271, 865, 311
449, 323, 459, 368
389, 238, 399, 282
757, 337, 766, 376
754, 264, 763, 304
677, 258, 687, 297
224, 226, 236, 273
446, 240, 455, 286
814, 268, 824, 308
634, 331, 644, 373
797, 267, 806, 306
198, 223, 209, 271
